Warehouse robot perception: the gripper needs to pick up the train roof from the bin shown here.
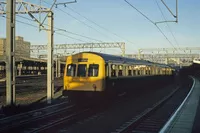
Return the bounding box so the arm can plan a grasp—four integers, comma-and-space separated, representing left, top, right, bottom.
74, 51, 171, 68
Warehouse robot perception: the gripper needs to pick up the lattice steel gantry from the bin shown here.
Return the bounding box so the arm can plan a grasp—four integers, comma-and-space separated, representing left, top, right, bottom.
138, 47, 200, 66
31, 42, 126, 57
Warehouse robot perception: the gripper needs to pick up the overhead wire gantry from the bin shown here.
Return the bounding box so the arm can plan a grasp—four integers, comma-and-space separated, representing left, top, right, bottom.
30, 42, 126, 57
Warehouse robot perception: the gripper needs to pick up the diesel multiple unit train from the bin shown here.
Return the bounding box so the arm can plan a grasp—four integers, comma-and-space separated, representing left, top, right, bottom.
63, 52, 175, 100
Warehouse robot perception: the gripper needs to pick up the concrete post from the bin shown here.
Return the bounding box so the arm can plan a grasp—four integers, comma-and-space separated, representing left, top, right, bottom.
6, 0, 16, 106
47, 11, 54, 104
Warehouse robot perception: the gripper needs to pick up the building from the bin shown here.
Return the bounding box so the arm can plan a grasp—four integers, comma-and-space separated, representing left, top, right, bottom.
0, 36, 30, 58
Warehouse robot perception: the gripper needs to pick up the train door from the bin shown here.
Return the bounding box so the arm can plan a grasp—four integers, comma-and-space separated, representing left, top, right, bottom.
87, 63, 102, 91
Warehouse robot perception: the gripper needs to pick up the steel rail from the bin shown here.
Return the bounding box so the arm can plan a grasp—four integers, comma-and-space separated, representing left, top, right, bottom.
28, 108, 90, 133
116, 86, 180, 133
0, 102, 74, 132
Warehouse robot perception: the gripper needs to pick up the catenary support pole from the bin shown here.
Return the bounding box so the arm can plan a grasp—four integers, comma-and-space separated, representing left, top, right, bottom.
47, 11, 54, 104
6, 0, 16, 106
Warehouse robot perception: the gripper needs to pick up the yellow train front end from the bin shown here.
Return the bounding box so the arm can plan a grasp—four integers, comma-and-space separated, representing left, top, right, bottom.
63, 52, 105, 101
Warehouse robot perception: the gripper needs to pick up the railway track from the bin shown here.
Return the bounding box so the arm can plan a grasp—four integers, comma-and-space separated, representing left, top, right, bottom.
0, 85, 64, 116
0, 101, 77, 133
23, 108, 90, 133
0, 77, 194, 132
0, 76, 62, 94
113, 77, 193, 133
0, 75, 49, 85
0, 95, 118, 133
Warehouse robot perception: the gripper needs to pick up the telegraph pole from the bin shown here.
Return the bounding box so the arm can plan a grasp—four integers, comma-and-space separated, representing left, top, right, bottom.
6, 0, 16, 106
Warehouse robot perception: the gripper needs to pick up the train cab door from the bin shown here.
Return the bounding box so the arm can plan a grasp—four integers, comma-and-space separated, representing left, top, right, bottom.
88, 64, 101, 91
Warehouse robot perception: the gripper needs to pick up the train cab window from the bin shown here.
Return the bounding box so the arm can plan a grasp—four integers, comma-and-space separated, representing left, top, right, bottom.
77, 64, 87, 77
67, 64, 76, 76
88, 64, 99, 77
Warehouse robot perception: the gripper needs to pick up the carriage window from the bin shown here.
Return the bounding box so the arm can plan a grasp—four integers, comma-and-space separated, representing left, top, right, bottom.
118, 70, 123, 76
118, 65, 123, 76
146, 70, 149, 75
88, 64, 99, 77
77, 64, 87, 77
133, 70, 135, 75
111, 70, 116, 77
111, 64, 116, 77
138, 70, 140, 75
128, 70, 132, 76
67, 64, 76, 76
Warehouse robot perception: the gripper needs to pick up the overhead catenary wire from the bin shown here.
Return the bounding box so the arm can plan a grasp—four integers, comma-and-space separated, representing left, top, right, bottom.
16, 15, 104, 43
155, 0, 180, 50
2, 13, 102, 43
43, 0, 140, 53
124, 0, 178, 51
1, 15, 123, 54
124, 0, 155, 25
0, 15, 87, 43
29, 0, 126, 54
1, 1, 136, 55
42, 0, 138, 54
43, 0, 115, 40
64, 4, 140, 49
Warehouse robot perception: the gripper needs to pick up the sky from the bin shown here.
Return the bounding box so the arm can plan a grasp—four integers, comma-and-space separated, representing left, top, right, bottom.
0, 0, 200, 55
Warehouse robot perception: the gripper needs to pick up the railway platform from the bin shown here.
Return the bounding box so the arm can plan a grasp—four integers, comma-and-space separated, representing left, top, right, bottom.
160, 77, 200, 133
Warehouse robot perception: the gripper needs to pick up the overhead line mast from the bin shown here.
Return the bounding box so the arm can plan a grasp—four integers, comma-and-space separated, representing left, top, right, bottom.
5, 0, 16, 106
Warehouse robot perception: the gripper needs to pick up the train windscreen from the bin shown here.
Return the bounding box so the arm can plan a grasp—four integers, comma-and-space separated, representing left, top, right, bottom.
77, 64, 87, 77
88, 64, 99, 77
67, 64, 76, 76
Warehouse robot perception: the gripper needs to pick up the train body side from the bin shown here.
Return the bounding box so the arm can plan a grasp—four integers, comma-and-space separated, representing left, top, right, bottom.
63, 52, 175, 101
